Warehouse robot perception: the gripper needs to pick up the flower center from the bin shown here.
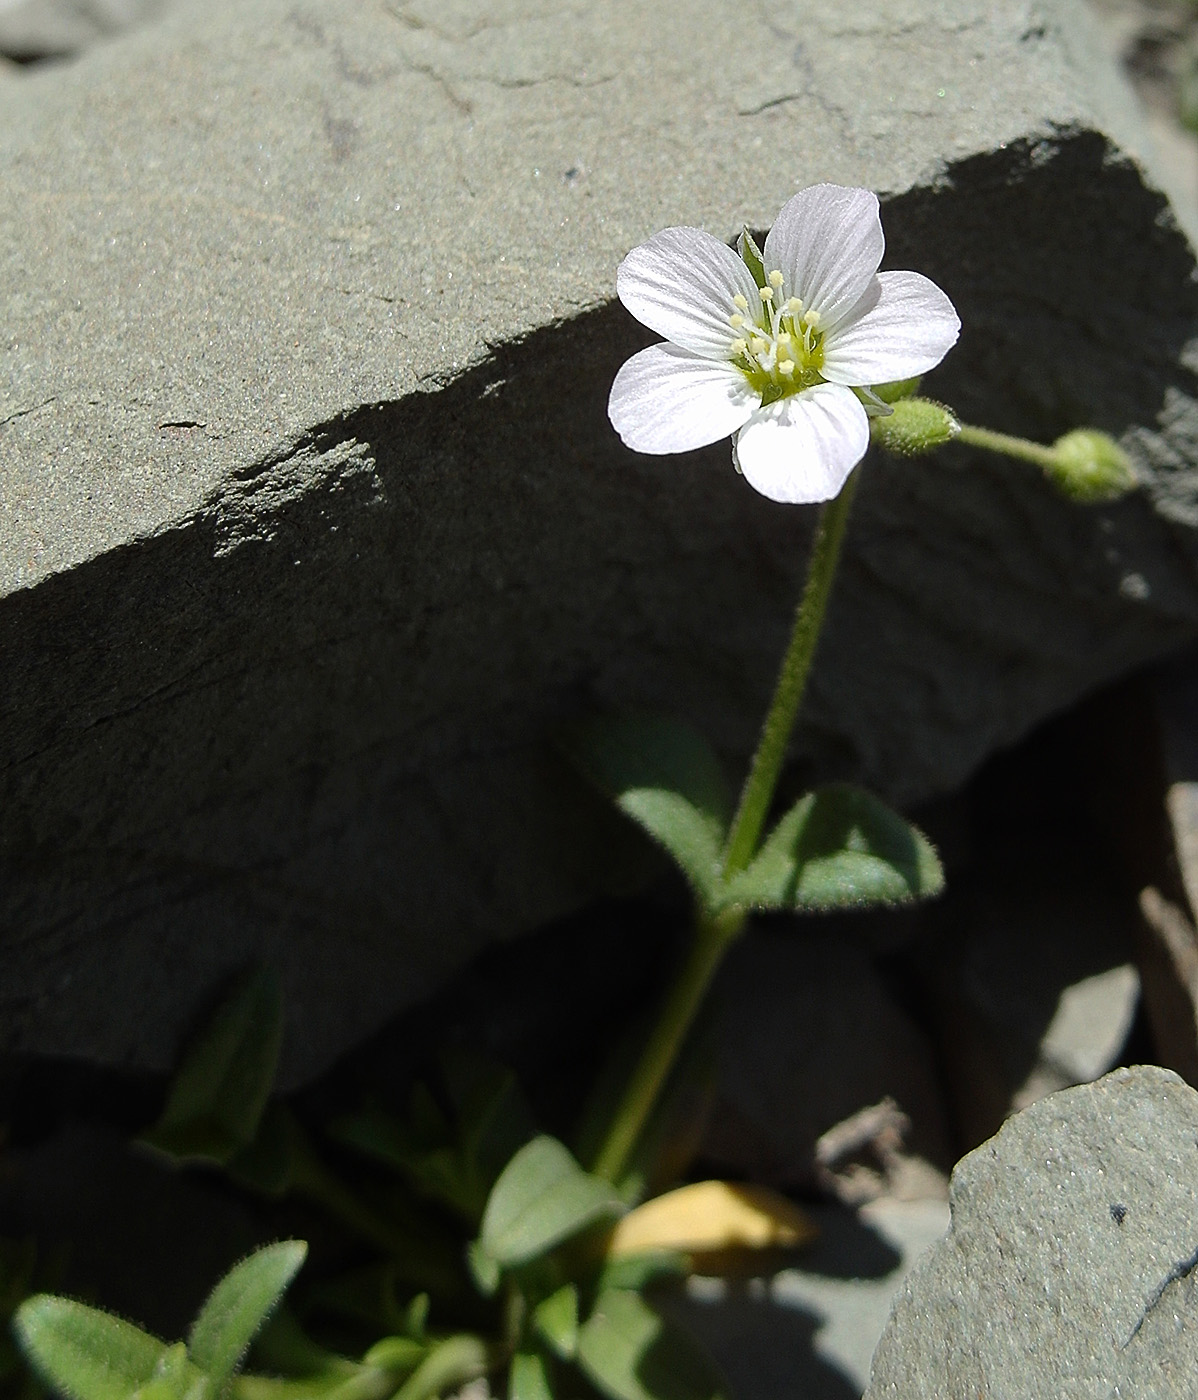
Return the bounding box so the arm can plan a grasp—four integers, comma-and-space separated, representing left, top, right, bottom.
726, 269, 825, 405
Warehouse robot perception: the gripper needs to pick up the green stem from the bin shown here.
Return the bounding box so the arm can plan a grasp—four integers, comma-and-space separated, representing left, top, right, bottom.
720, 465, 861, 878
955, 423, 1059, 471
590, 465, 862, 1186
592, 904, 746, 1184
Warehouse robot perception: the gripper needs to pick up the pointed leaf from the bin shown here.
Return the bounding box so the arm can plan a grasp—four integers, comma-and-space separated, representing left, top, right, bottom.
140, 969, 283, 1165
577, 1290, 725, 1400
187, 1242, 306, 1384
391, 1336, 490, 1400
467, 1242, 501, 1298
736, 228, 767, 290
509, 1351, 553, 1400
15, 1296, 170, 1400
362, 1337, 425, 1376
532, 1286, 578, 1361
722, 784, 944, 911
479, 1137, 624, 1269
562, 716, 731, 901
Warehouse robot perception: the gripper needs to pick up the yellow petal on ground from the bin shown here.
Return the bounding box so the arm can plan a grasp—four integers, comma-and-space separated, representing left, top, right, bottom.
606, 1180, 817, 1258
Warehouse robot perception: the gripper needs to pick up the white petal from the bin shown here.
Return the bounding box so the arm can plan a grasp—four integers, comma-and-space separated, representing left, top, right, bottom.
763, 185, 883, 331
617, 227, 762, 357
822, 271, 960, 384
608, 343, 757, 454
733, 383, 869, 504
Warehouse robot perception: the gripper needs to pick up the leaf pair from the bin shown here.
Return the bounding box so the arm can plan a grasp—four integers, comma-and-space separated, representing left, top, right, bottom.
332, 1051, 538, 1226
563, 715, 943, 915
139, 970, 283, 1174
470, 1137, 625, 1295
15, 1243, 306, 1400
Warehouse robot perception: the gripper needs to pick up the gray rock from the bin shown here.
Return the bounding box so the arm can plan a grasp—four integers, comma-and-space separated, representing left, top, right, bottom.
864, 1065, 1198, 1399
4, 0, 1198, 1084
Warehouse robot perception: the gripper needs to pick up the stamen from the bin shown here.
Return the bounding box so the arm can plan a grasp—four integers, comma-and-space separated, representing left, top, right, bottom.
733, 293, 749, 310
729, 313, 744, 328
786, 297, 803, 314
768, 270, 784, 289
779, 360, 796, 376
759, 286, 774, 302
804, 308, 821, 328
750, 336, 767, 355
731, 338, 748, 355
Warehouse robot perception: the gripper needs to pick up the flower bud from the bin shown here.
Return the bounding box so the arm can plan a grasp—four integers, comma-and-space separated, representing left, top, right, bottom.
869, 397, 960, 456
1045, 429, 1137, 503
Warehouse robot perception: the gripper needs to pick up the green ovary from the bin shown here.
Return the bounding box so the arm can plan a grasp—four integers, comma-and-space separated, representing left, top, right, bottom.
727, 275, 826, 406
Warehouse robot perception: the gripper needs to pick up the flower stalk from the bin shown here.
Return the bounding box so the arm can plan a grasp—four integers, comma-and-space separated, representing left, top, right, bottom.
720, 464, 861, 878
593, 466, 862, 1183
592, 904, 746, 1184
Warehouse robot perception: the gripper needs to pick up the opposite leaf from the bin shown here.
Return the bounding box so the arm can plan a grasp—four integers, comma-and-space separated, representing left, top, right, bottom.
722, 784, 943, 911
187, 1242, 307, 1385
15, 1296, 170, 1400
508, 1351, 553, 1400
576, 1290, 725, 1400
478, 1137, 625, 1271
532, 1285, 578, 1361
140, 969, 283, 1165
562, 715, 732, 902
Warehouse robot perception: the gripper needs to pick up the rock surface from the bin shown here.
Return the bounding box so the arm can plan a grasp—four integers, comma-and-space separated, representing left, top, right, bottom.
864, 1065, 1198, 1398
4, 0, 1198, 1082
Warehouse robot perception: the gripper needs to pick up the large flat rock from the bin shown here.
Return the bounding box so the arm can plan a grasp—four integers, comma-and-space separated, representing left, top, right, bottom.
864, 1066, 1198, 1397
4, 0, 1198, 1081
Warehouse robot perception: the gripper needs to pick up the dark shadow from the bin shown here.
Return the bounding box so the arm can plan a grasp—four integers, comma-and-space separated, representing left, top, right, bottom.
658, 1281, 864, 1400
3, 130, 1198, 1091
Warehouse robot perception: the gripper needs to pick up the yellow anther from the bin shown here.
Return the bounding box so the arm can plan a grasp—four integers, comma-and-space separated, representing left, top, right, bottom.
729, 313, 744, 328
731, 338, 748, 356
804, 308, 821, 328
786, 297, 803, 314
779, 360, 796, 376
733, 293, 749, 310
777, 331, 792, 346
769, 270, 784, 288
750, 336, 767, 355
759, 285, 774, 302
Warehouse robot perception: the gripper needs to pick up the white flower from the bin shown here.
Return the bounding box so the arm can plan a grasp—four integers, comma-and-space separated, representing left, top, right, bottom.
607, 184, 961, 504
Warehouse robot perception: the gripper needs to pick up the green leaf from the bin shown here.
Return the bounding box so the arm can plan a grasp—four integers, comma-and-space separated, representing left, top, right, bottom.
466, 1242, 501, 1298
576, 1290, 725, 1400
596, 1252, 688, 1294
532, 1285, 578, 1361
391, 1336, 490, 1400
333, 1054, 537, 1225
721, 784, 944, 911
140, 969, 283, 1165
508, 1352, 553, 1400
187, 1242, 306, 1384
15, 1296, 170, 1400
562, 716, 731, 901
736, 228, 767, 290
361, 1337, 425, 1375
478, 1137, 625, 1270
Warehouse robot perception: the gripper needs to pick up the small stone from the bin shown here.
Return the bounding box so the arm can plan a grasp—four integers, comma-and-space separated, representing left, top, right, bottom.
864, 1066, 1198, 1398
